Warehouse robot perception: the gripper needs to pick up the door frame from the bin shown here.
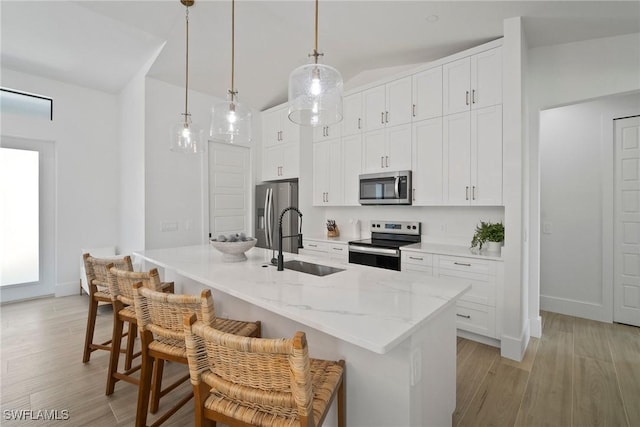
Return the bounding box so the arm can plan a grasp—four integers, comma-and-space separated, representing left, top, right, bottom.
0, 136, 56, 303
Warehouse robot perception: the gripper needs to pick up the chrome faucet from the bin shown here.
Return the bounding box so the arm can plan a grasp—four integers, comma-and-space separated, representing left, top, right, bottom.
276, 207, 303, 271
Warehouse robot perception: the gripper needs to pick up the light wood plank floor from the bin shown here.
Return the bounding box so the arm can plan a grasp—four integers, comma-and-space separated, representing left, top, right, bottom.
1, 296, 639, 426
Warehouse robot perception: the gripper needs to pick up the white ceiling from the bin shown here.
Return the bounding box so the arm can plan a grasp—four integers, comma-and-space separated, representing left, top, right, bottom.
2, 1, 639, 111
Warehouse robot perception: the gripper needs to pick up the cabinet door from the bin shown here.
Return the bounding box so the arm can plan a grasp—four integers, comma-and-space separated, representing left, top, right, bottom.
280, 141, 299, 180
471, 105, 502, 205
471, 47, 502, 110
443, 56, 471, 115
343, 93, 363, 136
326, 138, 344, 205
385, 76, 412, 127
385, 124, 412, 171
363, 85, 386, 132
412, 117, 443, 205
342, 134, 362, 205
312, 142, 329, 205
262, 108, 282, 147
412, 66, 443, 121
362, 129, 386, 173
444, 112, 471, 204
262, 145, 283, 181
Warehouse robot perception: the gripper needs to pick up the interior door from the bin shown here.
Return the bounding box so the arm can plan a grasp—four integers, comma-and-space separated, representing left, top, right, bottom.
614, 116, 640, 326
208, 142, 251, 239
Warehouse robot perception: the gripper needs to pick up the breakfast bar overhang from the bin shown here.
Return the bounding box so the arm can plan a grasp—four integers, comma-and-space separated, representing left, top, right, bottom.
135, 244, 470, 427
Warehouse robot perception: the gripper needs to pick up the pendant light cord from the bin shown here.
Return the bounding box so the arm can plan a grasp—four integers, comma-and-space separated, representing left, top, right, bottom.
184, 5, 190, 123
230, 0, 236, 101
309, 0, 322, 64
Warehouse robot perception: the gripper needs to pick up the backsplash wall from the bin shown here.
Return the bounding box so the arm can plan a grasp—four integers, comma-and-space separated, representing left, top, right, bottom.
311, 205, 505, 246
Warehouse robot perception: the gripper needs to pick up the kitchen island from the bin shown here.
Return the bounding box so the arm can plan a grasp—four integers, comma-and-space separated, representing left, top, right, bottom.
134, 244, 470, 427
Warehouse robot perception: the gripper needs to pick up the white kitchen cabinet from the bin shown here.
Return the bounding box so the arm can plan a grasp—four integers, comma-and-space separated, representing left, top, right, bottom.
362, 123, 412, 173
300, 239, 348, 263
313, 122, 342, 143
412, 117, 443, 205
362, 76, 412, 132
342, 134, 362, 205
412, 66, 443, 121
443, 47, 502, 115
342, 92, 363, 137
262, 105, 299, 147
262, 142, 299, 181
312, 138, 343, 206
444, 105, 502, 205
401, 251, 433, 275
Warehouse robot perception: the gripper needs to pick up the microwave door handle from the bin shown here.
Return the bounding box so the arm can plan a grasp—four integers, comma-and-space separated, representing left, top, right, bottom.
394, 176, 400, 199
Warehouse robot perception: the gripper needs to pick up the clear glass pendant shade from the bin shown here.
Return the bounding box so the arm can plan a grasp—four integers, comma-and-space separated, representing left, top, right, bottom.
288, 62, 343, 127
170, 115, 204, 154
210, 94, 252, 144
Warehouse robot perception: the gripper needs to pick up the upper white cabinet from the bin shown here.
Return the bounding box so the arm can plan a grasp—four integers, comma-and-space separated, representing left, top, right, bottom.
412, 117, 444, 205
313, 138, 343, 206
262, 105, 300, 181
313, 122, 342, 143
443, 47, 502, 115
342, 134, 362, 205
342, 93, 363, 137
262, 106, 299, 147
444, 105, 502, 205
362, 124, 412, 173
362, 76, 412, 132
412, 66, 443, 121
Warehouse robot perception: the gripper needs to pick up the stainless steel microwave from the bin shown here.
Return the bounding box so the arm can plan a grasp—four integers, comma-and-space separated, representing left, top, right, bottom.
359, 170, 412, 205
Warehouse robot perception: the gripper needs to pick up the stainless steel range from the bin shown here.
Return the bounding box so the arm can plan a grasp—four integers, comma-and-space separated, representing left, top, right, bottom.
348, 221, 421, 271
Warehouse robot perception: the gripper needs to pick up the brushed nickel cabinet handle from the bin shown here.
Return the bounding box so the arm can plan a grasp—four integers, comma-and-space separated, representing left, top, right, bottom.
385, 111, 389, 123
413, 188, 416, 201
465, 91, 470, 106
457, 314, 471, 319
385, 156, 389, 168
465, 186, 469, 200
409, 256, 423, 261
472, 186, 476, 200
412, 104, 416, 117
358, 118, 361, 129
381, 112, 384, 124
381, 156, 384, 168
472, 89, 476, 104
332, 247, 343, 251
454, 262, 471, 267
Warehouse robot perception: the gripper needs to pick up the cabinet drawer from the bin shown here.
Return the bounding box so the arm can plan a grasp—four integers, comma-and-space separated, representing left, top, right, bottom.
402, 264, 434, 276
328, 244, 348, 262
438, 255, 493, 275
439, 270, 495, 306
401, 252, 433, 268
302, 240, 329, 253
456, 300, 496, 338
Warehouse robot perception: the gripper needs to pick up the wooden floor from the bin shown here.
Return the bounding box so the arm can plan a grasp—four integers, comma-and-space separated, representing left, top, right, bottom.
1, 295, 639, 427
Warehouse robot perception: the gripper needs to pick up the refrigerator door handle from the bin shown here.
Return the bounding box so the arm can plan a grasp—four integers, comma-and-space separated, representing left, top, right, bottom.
267, 188, 274, 249
264, 188, 272, 248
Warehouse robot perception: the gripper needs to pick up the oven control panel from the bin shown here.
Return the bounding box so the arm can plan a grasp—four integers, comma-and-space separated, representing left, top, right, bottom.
370, 221, 421, 235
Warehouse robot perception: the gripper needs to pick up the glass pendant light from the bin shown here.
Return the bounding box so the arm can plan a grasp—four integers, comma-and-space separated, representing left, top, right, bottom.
210, 0, 252, 144
288, 0, 343, 127
170, 0, 204, 154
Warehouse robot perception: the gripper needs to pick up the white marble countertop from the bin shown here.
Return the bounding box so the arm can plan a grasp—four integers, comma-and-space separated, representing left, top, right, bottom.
134, 245, 470, 354
402, 242, 504, 261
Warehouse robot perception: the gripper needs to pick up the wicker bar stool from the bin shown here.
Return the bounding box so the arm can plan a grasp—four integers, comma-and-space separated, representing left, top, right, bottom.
82, 253, 137, 366
183, 314, 346, 427
132, 283, 261, 427
105, 266, 174, 396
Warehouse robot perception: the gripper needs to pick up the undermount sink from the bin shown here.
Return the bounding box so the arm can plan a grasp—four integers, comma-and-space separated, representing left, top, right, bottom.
282, 260, 345, 277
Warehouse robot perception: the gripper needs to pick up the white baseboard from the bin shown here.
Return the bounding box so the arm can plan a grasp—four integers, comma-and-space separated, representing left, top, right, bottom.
56, 280, 81, 297
540, 295, 611, 323
530, 314, 542, 338
500, 319, 529, 362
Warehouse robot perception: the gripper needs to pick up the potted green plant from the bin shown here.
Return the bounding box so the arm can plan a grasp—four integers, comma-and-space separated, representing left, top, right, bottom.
470, 221, 504, 252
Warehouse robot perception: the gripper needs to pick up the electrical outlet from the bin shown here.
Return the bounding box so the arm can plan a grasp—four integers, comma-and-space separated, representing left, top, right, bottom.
161, 221, 178, 232
542, 222, 552, 234
439, 223, 447, 233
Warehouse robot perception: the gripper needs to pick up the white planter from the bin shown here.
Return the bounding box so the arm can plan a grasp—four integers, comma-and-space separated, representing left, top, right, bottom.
485, 241, 502, 254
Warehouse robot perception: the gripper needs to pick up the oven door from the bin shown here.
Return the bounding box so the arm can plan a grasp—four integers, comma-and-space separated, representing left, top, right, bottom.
348, 244, 401, 271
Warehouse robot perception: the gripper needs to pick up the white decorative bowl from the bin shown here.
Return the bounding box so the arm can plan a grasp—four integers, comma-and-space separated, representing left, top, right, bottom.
209, 238, 257, 262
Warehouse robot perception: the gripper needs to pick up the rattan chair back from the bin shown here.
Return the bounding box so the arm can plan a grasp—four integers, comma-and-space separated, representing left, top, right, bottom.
83, 253, 133, 294
107, 266, 163, 306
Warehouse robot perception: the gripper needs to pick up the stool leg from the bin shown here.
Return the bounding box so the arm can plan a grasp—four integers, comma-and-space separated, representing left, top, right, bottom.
82, 294, 99, 363
106, 303, 124, 395
150, 358, 165, 414
135, 331, 154, 427
125, 322, 137, 370
194, 381, 216, 427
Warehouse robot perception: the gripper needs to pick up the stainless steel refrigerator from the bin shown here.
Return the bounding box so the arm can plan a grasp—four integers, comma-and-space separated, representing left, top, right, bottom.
255, 181, 299, 254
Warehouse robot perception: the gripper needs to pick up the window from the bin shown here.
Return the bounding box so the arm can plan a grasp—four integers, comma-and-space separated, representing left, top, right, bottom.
0, 87, 53, 120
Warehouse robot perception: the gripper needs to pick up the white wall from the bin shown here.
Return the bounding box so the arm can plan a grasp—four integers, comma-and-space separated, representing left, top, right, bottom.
528, 33, 640, 326
1, 68, 119, 296
539, 92, 640, 321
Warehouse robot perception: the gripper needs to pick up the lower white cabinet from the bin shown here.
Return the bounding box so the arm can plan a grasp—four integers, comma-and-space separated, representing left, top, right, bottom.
300, 239, 348, 263
402, 250, 502, 340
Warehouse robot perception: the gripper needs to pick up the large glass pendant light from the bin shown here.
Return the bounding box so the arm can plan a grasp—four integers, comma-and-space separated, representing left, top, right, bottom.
210, 0, 252, 144
170, 0, 204, 154
288, 0, 343, 127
